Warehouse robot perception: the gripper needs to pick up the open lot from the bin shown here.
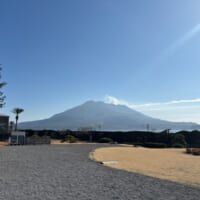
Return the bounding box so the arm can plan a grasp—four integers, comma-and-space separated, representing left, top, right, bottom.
0, 144, 199, 200
91, 147, 200, 187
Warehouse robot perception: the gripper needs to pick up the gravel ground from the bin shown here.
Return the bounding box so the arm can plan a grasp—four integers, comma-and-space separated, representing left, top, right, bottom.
0, 144, 199, 200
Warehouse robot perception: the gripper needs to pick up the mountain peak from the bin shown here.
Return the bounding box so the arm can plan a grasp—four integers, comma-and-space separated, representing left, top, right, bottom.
19, 100, 200, 131
83, 100, 100, 105
83, 100, 106, 105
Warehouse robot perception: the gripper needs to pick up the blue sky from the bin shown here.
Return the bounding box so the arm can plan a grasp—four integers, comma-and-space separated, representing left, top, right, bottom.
1, 0, 200, 123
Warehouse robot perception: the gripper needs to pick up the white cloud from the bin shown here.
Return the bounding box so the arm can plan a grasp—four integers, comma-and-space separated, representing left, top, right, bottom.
105, 95, 121, 105
104, 95, 200, 124
105, 95, 200, 108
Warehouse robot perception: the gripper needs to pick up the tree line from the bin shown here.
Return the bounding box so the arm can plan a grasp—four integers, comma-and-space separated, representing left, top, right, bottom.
13, 129, 200, 148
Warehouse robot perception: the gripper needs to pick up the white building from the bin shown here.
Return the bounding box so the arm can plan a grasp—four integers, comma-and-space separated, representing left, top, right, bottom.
9, 131, 26, 145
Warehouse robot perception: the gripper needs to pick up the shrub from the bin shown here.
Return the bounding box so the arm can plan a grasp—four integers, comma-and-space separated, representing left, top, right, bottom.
61, 138, 66, 143
133, 143, 143, 147
186, 148, 192, 154
66, 135, 77, 143
172, 134, 187, 147
192, 148, 200, 155
98, 137, 113, 143
172, 143, 185, 148
143, 142, 167, 148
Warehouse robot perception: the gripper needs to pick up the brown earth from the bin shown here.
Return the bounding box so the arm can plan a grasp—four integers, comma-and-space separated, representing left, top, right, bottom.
91, 147, 200, 187
0, 141, 8, 147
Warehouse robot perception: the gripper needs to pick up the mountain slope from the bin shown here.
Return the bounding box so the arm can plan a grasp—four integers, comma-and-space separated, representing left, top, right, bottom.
19, 101, 200, 131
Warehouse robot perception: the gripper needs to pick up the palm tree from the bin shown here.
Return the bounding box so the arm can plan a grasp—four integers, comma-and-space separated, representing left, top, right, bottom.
12, 108, 24, 131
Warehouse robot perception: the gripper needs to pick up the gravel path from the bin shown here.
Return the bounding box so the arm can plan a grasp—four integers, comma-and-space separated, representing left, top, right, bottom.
0, 144, 199, 200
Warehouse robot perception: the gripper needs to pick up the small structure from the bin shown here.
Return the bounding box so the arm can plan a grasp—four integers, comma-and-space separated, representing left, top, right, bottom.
0, 114, 9, 134
9, 131, 26, 145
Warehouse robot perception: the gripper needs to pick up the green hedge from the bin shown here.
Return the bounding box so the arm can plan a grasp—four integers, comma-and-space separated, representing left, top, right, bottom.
98, 137, 113, 143
172, 143, 185, 148
143, 142, 167, 148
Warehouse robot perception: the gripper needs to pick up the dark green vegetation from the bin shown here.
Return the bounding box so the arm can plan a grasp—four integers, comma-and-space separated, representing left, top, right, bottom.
61, 134, 78, 143
3, 129, 197, 148
98, 137, 113, 143
0, 66, 6, 108
142, 142, 167, 148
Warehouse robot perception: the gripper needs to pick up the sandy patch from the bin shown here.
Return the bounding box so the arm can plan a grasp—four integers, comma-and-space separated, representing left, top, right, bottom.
91, 147, 200, 187
0, 141, 8, 147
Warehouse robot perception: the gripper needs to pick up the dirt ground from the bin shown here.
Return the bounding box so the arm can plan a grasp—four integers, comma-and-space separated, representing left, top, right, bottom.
91, 147, 200, 187
0, 141, 8, 147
